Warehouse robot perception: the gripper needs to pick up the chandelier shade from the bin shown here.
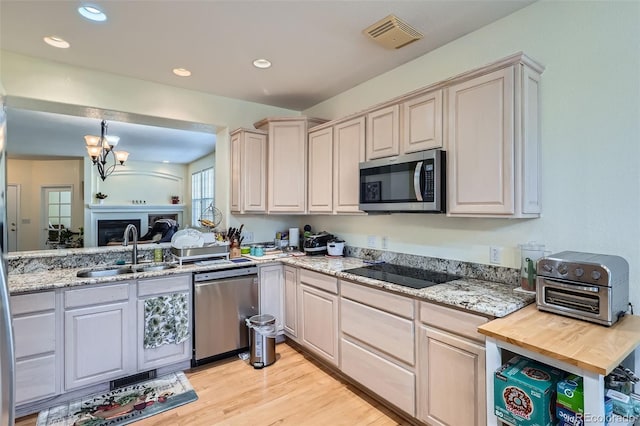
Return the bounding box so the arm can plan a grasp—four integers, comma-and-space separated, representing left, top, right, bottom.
85, 120, 129, 181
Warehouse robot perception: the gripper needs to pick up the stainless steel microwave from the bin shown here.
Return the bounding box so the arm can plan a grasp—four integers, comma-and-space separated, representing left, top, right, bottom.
359, 149, 446, 213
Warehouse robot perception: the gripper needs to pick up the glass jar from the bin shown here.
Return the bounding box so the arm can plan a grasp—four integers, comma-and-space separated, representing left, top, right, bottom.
519, 242, 547, 291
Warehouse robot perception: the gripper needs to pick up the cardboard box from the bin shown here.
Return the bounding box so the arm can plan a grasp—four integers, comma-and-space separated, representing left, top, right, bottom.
494, 356, 565, 426
556, 403, 584, 426
557, 374, 584, 414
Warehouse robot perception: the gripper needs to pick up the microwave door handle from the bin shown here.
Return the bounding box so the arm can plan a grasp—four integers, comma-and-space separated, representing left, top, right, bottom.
413, 161, 423, 201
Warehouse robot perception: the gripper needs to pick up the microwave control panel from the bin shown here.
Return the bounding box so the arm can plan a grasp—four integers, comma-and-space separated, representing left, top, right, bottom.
424, 159, 435, 202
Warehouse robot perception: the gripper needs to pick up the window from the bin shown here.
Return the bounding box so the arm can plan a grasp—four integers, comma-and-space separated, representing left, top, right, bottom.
43, 186, 72, 247
192, 167, 214, 225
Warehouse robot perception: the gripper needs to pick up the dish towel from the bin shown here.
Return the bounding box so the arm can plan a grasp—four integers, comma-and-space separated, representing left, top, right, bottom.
143, 292, 190, 349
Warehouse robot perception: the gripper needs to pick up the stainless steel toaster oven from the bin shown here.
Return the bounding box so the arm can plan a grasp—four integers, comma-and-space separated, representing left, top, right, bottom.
536, 251, 629, 326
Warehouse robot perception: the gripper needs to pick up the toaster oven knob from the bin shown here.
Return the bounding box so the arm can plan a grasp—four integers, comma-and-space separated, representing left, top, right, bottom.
557, 263, 568, 275
574, 267, 584, 277
591, 270, 602, 280
542, 263, 553, 273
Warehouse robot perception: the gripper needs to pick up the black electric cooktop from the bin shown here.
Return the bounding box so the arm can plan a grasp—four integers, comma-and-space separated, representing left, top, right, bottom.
344, 263, 461, 289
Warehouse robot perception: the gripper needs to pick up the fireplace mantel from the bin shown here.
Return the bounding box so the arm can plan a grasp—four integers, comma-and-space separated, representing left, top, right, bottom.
87, 204, 186, 212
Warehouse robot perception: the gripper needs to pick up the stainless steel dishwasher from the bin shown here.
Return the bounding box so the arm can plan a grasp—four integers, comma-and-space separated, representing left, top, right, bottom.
192, 266, 258, 366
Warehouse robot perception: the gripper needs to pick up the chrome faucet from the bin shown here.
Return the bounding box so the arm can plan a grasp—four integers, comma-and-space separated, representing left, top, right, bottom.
122, 224, 138, 265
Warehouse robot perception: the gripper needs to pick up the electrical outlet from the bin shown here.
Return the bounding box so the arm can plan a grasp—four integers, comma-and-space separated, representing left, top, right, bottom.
243, 231, 254, 243
381, 236, 389, 250
489, 246, 502, 264
367, 235, 377, 248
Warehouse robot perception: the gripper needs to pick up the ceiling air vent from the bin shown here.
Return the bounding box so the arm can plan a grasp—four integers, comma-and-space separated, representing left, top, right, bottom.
363, 14, 423, 49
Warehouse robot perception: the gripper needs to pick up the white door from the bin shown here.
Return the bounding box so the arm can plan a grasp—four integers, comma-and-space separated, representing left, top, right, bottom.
41, 186, 73, 249
6, 184, 19, 252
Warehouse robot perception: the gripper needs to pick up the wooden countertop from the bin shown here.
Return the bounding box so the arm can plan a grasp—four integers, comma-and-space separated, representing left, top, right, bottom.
477, 305, 640, 375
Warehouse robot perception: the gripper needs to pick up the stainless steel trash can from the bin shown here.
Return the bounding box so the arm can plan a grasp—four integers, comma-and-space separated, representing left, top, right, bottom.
246, 314, 277, 369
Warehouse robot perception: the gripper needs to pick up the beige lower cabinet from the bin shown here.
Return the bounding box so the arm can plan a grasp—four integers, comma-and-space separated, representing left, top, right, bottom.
340, 280, 416, 416
11, 291, 59, 405
418, 301, 488, 426
283, 265, 299, 340
298, 269, 339, 366
64, 282, 136, 391
137, 274, 192, 371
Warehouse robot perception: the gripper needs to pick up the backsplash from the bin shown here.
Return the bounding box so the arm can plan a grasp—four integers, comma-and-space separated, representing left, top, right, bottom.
7, 244, 173, 274
345, 246, 520, 286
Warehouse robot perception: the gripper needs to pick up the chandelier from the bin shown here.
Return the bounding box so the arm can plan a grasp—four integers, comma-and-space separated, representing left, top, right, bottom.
84, 120, 130, 181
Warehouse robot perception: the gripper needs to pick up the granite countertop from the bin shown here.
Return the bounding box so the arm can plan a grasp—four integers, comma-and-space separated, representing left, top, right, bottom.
9, 253, 535, 318
280, 256, 535, 318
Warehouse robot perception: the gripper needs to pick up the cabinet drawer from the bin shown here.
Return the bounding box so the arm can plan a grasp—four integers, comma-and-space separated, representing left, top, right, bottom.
14, 312, 56, 358
15, 355, 57, 404
341, 338, 415, 416
341, 298, 414, 365
138, 274, 191, 297
65, 283, 130, 309
420, 301, 488, 342
11, 291, 55, 315
299, 269, 338, 294
341, 280, 414, 319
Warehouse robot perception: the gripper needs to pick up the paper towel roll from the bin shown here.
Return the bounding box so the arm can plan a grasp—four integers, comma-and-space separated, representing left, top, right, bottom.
289, 228, 300, 248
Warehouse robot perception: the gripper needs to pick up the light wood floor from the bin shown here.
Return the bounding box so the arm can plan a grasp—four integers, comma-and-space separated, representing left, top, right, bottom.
16, 342, 410, 425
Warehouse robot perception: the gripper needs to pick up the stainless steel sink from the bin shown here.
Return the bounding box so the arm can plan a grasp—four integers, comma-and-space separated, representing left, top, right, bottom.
77, 266, 135, 278
76, 263, 177, 278
133, 264, 177, 273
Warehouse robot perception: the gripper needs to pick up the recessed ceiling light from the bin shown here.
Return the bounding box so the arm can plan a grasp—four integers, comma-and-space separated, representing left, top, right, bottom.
173, 68, 192, 77
253, 59, 272, 69
78, 5, 107, 22
162, 160, 170, 163
43, 36, 70, 49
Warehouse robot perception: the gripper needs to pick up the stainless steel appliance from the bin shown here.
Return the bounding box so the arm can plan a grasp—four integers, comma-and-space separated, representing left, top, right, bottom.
303, 232, 334, 255
359, 149, 445, 212
536, 251, 629, 326
192, 266, 258, 366
0, 101, 16, 425
344, 264, 460, 289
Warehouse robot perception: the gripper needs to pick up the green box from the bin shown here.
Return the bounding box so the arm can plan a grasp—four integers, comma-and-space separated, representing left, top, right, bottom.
494, 356, 565, 426
557, 374, 584, 414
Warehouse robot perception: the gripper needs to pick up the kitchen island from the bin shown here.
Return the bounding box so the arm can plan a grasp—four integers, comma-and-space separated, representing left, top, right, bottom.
479, 305, 640, 426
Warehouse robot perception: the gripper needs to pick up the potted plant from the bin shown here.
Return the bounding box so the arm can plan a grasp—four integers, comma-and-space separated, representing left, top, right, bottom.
96, 192, 108, 204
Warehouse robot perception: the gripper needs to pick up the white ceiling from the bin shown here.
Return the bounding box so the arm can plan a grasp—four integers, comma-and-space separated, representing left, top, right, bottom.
0, 0, 535, 162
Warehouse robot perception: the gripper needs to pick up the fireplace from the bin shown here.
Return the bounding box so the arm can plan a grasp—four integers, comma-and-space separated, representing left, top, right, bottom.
97, 219, 141, 246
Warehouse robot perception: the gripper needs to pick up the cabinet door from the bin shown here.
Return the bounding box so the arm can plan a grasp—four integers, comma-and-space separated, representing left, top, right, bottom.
242, 131, 267, 212
308, 127, 333, 213
366, 104, 400, 160
230, 131, 242, 212
283, 266, 298, 339
259, 264, 284, 333
64, 301, 134, 390
447, 67, 515, 215
299, 283, 339, 366
268, 120, 307, 212
334, 116, 365, 213
402, 90, 443, 153
137, 274, 192, 371
418, 325, 486, 426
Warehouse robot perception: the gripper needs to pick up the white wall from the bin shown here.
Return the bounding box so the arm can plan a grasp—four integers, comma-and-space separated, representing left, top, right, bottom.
303, 2, 640, 302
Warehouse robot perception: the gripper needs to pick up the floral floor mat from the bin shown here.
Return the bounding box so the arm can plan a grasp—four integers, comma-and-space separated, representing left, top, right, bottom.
36, 371, 197, 426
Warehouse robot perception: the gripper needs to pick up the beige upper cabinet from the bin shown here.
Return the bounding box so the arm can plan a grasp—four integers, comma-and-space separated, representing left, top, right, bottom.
308, 127, 333, 213
229, 128, 268, 214
255, 117, 326, 213
447, 58, 543, 218
333, 116, 365, 213
308, 115, 365, 215
402, 89, 443, 153
366, 104, 400, 160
